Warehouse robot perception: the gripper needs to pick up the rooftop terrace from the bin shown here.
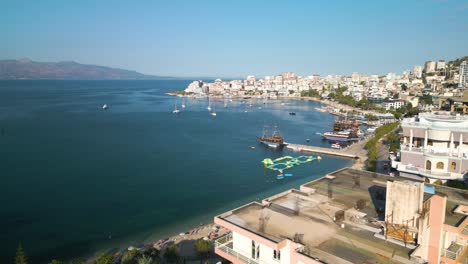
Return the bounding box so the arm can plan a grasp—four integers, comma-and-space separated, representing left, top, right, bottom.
216, 168, 468, 264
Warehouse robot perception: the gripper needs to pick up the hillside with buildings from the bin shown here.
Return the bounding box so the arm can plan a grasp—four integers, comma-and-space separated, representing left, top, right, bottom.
182, 56, 468, 115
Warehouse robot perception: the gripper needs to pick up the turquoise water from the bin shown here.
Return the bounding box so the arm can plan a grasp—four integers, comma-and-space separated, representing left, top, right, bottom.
0, 80, 352, 262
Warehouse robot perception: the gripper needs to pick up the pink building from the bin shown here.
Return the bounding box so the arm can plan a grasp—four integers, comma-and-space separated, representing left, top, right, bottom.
213, 168, 467, 264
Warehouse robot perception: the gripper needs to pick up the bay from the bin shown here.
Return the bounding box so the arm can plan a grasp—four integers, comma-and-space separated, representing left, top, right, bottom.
0, 80, 352, 262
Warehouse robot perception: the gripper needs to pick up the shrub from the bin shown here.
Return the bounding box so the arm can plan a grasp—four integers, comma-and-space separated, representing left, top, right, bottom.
92, 254, 113, 264
194, 240, 211, 260
164, 244, 180, 262
356, 199, 366, 210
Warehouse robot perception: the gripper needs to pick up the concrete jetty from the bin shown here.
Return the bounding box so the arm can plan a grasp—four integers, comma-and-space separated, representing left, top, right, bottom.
285, 137, 371, 169
286, 143, 359, 158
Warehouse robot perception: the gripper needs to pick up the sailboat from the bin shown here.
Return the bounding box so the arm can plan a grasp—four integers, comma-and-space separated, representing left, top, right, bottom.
207, 96, 212, 111
210, 103, 217, 116
181, 98, 186, 109
172, 103, 180, 114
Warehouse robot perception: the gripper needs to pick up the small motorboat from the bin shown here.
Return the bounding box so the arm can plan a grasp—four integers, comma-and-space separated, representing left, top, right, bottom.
331, 143, 342, 149
102, 104, 108, 110
306, 138, 310, 142
289, 112, 296, 115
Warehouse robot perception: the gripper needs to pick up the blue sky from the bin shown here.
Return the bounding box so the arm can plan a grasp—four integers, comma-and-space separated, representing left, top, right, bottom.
1, 0, 467, 78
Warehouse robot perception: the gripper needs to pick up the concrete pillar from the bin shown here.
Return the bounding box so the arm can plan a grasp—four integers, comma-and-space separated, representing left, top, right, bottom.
424, 130, 428, 150
459, 133, 463, 158
403, 137, 407, 145
450, 133, 454, 156
449, 132, 455, 155
409, 129, 413, 151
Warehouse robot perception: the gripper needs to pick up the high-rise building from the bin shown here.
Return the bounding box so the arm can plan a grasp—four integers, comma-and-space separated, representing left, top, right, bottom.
351, 72, 360, 83
436, 60, 446, 70
459, 61, 468, 88
413, 65, 423, 78
424, 61, 436, 73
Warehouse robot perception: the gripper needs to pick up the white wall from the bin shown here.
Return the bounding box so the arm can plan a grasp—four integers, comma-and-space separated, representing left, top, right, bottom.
233, 232, 253, 259
232, 231, 285, 264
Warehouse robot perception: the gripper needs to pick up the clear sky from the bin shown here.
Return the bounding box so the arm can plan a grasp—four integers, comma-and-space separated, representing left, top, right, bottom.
1, 0, 467, 78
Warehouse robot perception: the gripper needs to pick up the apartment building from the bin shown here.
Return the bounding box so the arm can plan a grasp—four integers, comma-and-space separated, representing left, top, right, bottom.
213, 168, 467, 264
397, 112, 468, 182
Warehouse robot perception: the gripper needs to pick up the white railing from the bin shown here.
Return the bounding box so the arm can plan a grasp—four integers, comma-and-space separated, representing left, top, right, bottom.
398, 164, 464, 179
400, 145, 468, 159
442, 245, 464, 260
215, 233, 259, 264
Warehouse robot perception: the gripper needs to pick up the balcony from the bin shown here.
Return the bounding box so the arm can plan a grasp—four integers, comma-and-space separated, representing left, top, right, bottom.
442, 242, 465, 261
214, 233, 259, 264
400, 144, 468, 159
397, 164, 464, 180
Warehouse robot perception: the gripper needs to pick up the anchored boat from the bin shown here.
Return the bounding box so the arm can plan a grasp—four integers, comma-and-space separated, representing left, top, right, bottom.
257, 126, 285, 149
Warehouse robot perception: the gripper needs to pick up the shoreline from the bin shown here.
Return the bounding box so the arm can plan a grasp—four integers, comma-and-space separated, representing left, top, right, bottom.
166, 92, 387, 117
85, 94, 367, 263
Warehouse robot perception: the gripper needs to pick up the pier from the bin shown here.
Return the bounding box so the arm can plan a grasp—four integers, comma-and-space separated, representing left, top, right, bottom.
286, 144, 358, 158
285, 138, 371, 168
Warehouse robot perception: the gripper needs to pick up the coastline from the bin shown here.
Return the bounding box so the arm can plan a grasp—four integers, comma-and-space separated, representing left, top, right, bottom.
81, 92, 366, 263
166, 91, 386, 117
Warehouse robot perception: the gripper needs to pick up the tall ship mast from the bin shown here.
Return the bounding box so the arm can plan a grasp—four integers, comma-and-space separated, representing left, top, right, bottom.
257, 125, 285, 148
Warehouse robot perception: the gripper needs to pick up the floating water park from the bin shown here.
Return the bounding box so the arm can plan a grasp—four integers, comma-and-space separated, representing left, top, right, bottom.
262, 155, 321, 180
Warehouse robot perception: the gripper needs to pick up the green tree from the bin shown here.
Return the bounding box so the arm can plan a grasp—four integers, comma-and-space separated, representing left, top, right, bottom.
401, 84, 408, 91
144, 247, 160, 259
137, 256, 153, 264
194, 240, 211, 260
15, 244, 27, 264
92, 254, 113, 264
69, 258, 85, 264
122, 249, 141, 264
49, 260, 62, 264
163, 244, 180, 263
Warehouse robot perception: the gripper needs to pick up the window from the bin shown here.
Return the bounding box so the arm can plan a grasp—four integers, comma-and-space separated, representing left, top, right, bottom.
451, 162, 456, 170
273, 250, 281, 260
426, 160, 432, 170
436, 162, 444, 169
427, 140, 433, 146
252, 241, 255, 259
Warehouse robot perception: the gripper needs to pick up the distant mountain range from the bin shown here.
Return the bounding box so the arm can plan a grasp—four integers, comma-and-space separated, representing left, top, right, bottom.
0, 59, 174, 80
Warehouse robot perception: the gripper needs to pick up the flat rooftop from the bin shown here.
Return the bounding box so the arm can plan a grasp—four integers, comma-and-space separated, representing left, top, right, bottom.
218, 168, 468, 264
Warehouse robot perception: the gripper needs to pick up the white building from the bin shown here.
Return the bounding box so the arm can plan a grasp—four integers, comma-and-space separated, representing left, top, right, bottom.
459, 61, 468, 88
436, 60, 446, 70
413, 65, 423, 78
382, 99, 405, 110
351, 72, 360, 83
397, 112, 468, 182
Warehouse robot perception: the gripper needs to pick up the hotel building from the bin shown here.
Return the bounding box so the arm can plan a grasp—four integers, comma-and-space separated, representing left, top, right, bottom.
213, 168, 467, 264
397, 112, 468, 182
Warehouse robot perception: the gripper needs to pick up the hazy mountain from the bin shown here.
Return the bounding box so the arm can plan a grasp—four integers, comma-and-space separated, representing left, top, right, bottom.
0, 59, 173, 80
